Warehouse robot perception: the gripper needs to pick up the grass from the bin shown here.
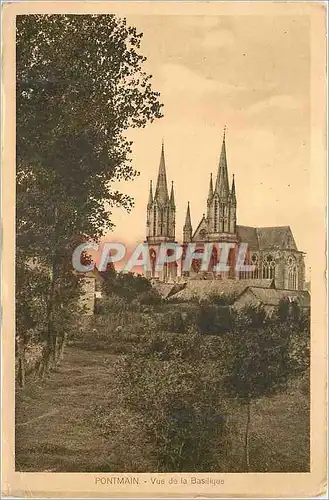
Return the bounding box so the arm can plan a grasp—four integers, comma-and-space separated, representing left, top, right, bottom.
15, 348, 118, 472
15, 322, 310, 472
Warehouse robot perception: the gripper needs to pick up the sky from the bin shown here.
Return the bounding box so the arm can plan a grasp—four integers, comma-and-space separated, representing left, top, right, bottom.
106, 13, 312, 276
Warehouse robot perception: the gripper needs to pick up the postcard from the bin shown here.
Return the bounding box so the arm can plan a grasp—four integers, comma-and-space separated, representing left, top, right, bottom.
1, 1, 327, 498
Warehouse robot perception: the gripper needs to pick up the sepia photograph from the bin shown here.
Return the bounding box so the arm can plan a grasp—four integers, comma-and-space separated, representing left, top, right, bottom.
1, 1, 327, 498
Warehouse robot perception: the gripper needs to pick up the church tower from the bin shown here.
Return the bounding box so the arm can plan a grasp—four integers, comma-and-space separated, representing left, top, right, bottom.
146, 142, 177, 280
206, 129, 237, 240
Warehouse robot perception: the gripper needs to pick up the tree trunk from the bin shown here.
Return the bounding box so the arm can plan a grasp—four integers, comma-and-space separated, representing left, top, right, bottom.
17, 338, 26, 388
39, 257, 57, 378
55, 331, 67, 368
244, 399, 251, 471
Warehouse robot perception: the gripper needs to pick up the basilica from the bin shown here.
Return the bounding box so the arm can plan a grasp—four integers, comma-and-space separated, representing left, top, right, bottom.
145, 131, 305, 291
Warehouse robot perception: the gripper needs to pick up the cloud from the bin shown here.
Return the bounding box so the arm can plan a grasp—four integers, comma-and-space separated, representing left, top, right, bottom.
201, 29, 235, 49
180, 16, 222, 30
246, 94, 302, 115
158, 63, 245, 96
159, 63, 218, 93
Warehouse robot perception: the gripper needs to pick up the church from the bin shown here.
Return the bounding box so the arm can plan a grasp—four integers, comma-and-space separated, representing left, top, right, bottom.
145, 131, 305, 291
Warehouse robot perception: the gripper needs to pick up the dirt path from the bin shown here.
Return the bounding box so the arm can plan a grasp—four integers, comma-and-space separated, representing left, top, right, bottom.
15, 347, 117, 472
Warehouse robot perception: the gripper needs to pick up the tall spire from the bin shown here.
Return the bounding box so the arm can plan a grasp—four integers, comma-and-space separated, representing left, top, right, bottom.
207, 173, 213, 204
147, 180, 153, 208
184, 202, 192, 229
154, 141, 169, 204
215, 128, 230, 199
170, 181, 175, 208
183, 202, 193, 242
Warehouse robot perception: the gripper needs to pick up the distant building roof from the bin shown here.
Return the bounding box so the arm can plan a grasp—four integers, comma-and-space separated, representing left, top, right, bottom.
168, 278, 275, 302
243, 287, 310, 308
151, 281, 186, 299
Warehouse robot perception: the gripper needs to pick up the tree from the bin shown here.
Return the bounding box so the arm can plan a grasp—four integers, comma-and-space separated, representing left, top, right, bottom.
16, 14, 163, 378
15, 256, 49, 387
223, 303, 306, 471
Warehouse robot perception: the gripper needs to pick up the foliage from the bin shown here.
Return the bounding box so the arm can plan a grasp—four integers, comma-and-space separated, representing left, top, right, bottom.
195, 301, 232, 334
16, 14, 162, 382
231, 303, 266, 331
16, 258, 50, 341
97, 294, 132, 314
223, 326, 293, 402
222, 300, 310, 471
137, 289, 162, 306
17, 14, 163, 245
158, 310, 186, 333
101, 271, 153, 301
97, 336, 230, 472
78, 299, 310, 472
207, 291, 239, 306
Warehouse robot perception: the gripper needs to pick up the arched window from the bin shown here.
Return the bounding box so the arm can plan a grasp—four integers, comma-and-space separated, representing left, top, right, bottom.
210, 246, 218, 273
251, 253, 259, 279
149, 249, 156, 277
214, 200, 218, 232
287, 255, 298, 290
262, 254, 275, 279
239, 249, 251, 280
221, 203, 225, 232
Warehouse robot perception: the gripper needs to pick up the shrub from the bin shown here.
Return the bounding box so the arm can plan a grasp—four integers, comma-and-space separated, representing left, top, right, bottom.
97, 343, 230, 472
208, 291, 239, 306
231, 303, 266, 331
159, 310, 186, 333
138, 289, 162, 306
98, 294, 131, 314
102, 271, 152, 302
195, 302, 232, 334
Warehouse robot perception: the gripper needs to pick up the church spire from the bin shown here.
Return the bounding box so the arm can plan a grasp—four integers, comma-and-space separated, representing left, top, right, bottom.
207, 173, 213, 204
154, 140, 169, 204
147, 180, 153, 208
170, 181, 175, 208
215, 127, 230, 199
183, 202, 193, 242
184, 202, 192, 228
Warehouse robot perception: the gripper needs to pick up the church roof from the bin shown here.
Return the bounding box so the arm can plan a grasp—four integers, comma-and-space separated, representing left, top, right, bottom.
192, 214, 207, 240
236, 226, 259, 248
236, 225, 298, 251
256, 226, 297, 250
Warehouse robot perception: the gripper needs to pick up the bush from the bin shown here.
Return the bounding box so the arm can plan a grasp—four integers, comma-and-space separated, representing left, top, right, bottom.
97, 294, 132, 314
102, 271, 152, 302
138, 289, 162, 306
96, 340, 230, 472
159, 310, 186, 333
208, 291, 239, 306
195, 302, 232, 334
231, 303, 266, 331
